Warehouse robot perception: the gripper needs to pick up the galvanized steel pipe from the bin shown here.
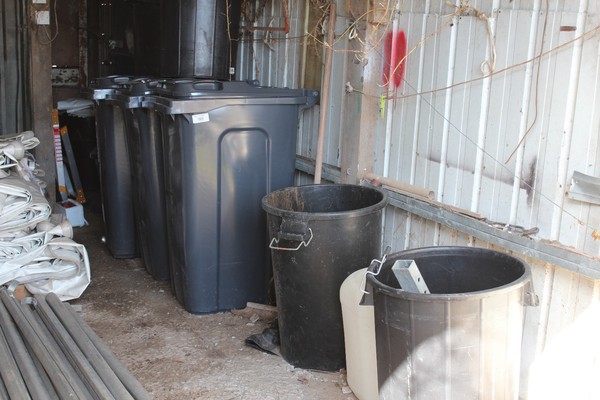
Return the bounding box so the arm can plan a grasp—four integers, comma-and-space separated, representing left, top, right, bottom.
0, 294, 53, 400
0, 290, 150, 400
0, 324, 30, 399
61, 300, 152, 400
17, 301, 93, 400
34, 295, 116, 400
0, 289, 81, 399
45, 293, 136, 400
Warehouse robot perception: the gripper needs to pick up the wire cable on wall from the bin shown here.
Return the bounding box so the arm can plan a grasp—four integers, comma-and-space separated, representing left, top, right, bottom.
235, 0, 600, 242
37, 0, 59, 45
399, 68, 600, 239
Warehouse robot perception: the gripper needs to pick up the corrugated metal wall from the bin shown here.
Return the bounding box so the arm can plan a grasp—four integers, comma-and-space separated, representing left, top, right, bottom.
375, 0, 600, 256
237, 0, 332, 185
0, 0, 30, 135
238, 1, 600, 398
370, 1, 600, 398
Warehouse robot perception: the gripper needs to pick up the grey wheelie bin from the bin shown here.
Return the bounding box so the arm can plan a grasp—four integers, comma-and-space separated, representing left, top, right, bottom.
145, 79, 318, 314
106, 78, 171, 281
90, 75, 139, 259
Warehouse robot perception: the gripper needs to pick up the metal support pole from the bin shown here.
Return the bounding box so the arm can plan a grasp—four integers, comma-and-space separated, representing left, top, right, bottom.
314, 2, 336, 184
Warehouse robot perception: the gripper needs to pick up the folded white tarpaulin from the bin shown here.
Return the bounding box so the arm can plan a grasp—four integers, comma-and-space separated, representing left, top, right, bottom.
57, 98, 94, 118
0, 228, 91, 301
0, 141, 25, 173
0, 175, 51, 233
0, 130, 45, 183
0, 130, 91, 300
0, 130, 41, 150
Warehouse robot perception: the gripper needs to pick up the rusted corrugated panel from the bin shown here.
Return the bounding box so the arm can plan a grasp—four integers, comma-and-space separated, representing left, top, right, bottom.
51, 67, 80, 87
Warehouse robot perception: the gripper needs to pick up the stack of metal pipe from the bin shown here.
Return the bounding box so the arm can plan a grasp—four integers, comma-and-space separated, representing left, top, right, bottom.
0, 289, 151, 399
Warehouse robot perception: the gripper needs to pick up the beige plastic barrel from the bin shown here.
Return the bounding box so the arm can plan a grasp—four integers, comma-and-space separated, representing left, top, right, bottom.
340, 268, 378, 400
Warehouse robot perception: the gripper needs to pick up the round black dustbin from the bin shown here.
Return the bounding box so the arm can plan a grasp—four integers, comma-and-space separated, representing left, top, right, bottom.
262, 184, 387, 371
366, 246, 538, 400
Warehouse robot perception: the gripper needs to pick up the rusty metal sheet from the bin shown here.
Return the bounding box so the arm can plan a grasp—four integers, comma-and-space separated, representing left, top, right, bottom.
51, 67, 80, 87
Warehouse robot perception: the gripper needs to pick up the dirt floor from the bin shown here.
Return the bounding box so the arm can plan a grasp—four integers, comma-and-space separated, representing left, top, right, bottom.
71, 211, 357, 400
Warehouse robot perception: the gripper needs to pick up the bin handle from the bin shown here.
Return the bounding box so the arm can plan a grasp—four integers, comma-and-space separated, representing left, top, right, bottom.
525, 280, 540, 307
361, 252, 389, 295
269, 228, 313, 251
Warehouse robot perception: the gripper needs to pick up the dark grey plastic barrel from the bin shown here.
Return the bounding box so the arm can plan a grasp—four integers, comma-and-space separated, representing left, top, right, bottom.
262, 184, 387, 371
366, 246, 538, 400
145, 80, 318, 314
159, 0, 241, 79
106, 79, 170, 281
90, 76, 138, 259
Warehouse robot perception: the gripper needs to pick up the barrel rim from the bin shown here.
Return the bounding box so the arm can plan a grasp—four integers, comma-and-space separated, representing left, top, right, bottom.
261, 184, 388, 221
367, 246, 532, 301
